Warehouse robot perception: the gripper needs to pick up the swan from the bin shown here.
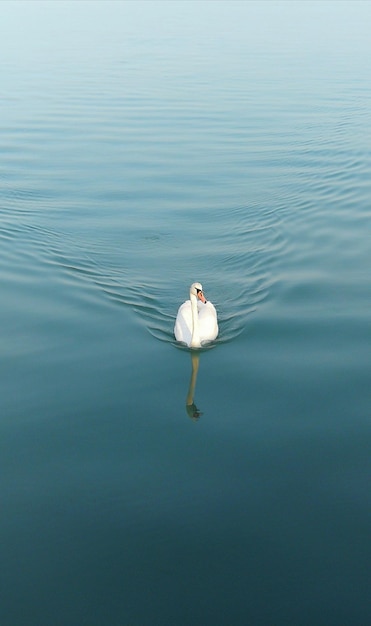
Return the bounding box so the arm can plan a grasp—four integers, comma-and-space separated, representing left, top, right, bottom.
174, 282, 218, 348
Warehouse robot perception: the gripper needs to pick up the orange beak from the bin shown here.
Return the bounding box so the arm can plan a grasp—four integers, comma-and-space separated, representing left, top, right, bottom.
197, 290, 207, 303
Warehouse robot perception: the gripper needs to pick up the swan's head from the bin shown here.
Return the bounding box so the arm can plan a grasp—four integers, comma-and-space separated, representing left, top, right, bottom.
190, 282, 207, 303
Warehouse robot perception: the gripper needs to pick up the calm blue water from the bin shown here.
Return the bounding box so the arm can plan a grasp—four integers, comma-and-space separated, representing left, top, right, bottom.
1, 2, 370, 625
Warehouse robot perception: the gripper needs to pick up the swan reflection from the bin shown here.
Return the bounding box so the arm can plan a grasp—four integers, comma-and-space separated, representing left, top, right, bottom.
186, 352, 203, 421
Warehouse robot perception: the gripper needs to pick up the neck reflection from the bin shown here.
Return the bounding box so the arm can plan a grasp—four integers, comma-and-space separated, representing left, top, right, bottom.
186, 352, 203, 421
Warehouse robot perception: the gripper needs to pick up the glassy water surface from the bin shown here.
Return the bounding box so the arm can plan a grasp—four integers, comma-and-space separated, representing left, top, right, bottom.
1, 2, 370, 625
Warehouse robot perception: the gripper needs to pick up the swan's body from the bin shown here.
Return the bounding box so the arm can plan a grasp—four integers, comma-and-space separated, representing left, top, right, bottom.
174, 282, 218, 348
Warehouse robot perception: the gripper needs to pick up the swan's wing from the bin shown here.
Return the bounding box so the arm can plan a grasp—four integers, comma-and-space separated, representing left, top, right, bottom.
174, 300, 192, 345
198, 301, 218, 343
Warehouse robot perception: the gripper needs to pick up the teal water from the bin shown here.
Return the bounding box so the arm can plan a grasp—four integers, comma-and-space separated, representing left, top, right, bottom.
1, 2, 370, 624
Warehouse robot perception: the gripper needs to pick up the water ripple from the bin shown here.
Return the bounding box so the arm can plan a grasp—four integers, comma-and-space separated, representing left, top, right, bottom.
0, 196, 284, 347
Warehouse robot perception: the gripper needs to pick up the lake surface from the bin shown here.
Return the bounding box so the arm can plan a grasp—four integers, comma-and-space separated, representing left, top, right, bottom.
1, 2, 370, 625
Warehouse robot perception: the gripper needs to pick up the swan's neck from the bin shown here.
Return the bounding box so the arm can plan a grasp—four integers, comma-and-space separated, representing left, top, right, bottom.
190, 293, 201, 348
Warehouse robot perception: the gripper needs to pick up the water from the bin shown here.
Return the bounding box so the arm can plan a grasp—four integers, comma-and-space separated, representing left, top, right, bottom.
1, 2, 370, 624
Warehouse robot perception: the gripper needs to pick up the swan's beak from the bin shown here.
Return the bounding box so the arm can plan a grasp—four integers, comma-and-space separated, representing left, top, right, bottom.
197, 290, 207, 303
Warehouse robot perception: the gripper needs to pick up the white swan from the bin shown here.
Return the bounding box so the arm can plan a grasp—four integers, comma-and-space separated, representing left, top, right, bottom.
174, 282, 218, 348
